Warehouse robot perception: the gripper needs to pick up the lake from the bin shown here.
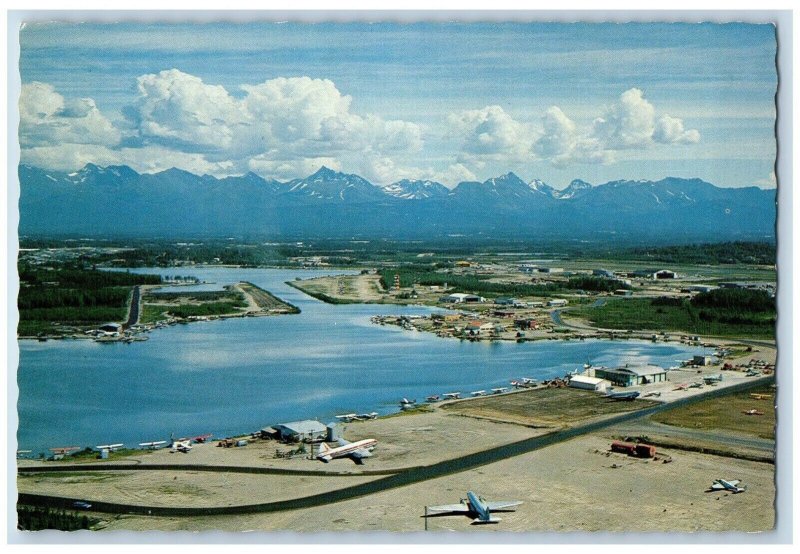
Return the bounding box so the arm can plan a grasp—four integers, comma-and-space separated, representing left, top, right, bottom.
16, 267, 708, 454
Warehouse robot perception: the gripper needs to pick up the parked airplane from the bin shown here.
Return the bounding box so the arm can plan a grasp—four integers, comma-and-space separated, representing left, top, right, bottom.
356, 412, 379, 420
709, 479, 746, 494
673, 383, 689, 391
400, 398, 416, 405
95, 443, 124, 451
170, 439, 192, 453
192, 434, 213, 443
742, 409, 764, 416
750, 393, 772, 400
317, 438, 377, 464
471, 390, 487, 397
443, 392, 461, 400
642, 391, 662, 398
703, 374, 723, 383
138, 440, 168, 449
426, 395, 441, 402
492, 387, 509, 394
335, 413, 358, 422
606, 390, 640, 401
426, 491, 523, 524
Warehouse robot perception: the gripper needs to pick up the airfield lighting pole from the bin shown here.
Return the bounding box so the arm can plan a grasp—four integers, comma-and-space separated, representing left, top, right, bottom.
424, 506, 428, 531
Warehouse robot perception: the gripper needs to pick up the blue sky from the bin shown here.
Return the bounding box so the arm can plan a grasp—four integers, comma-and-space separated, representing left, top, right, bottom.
18, 21, 777, 188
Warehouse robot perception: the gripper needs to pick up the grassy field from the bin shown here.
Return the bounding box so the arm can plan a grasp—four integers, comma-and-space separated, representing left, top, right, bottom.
570, 298, 776, 339
651, 382, 776, 439
441, 387, 658, 427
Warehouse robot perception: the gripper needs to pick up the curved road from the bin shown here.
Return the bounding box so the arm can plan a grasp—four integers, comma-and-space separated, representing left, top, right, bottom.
18, 377, 773, 517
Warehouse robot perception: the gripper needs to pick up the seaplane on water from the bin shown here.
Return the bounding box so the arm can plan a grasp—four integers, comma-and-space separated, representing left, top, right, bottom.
138, 440, 168, 449
442, 392, 461, 400
606, 390, 640, 401
709, 479, 746, 494
426, 491, 523, 524
317, 437, 377, 465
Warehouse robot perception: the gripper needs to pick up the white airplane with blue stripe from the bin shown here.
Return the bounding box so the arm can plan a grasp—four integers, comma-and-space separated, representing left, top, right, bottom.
427, 491, 522, 524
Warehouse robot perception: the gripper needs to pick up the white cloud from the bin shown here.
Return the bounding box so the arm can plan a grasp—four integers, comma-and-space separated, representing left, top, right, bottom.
448, 105, 533, 161
19, 82, 121, 148
451, 88, 700, 171
591, 88, 700, 149
533, 107, 611, 166
130, 69, 244, 152
358, 155, 476, 187
653, 114, 701, 144
591, 88, 657, 149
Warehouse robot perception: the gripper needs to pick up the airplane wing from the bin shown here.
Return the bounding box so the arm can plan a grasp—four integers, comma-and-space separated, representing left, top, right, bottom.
484, 500, 523, 510
427, 503, 471, 513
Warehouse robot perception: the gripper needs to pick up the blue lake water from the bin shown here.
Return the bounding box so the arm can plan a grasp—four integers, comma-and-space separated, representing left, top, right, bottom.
17, 267, 708, 454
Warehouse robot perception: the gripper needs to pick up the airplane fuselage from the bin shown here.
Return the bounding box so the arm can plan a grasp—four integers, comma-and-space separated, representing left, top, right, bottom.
467, 491, 491, 522
317, 438, 377, 462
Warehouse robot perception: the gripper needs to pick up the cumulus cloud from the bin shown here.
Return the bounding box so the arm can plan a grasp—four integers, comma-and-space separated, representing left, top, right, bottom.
451, 88, 700, 170
591, 88, 657, 149
533, 107, 611, 166
653, 114, 701, 144
127, 70, 423, 166
19, 82, 121, 148
359, 154, 475, 187
128, 69, 245, 152
448, 105, 533, 162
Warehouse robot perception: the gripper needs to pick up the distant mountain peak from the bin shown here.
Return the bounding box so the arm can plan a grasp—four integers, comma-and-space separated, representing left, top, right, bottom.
556, 178, 593, 199
382, 179, 448, 200
310, 165, 340, 179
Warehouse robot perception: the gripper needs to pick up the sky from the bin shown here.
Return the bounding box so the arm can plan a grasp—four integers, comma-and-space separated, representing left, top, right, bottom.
17, 21, 778, 189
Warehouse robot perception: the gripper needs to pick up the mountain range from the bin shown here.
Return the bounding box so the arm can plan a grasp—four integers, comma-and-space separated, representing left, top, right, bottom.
17, 164, 776, 243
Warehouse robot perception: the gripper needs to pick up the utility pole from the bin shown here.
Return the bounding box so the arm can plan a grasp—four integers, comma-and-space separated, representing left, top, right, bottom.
424, 506, 428, 531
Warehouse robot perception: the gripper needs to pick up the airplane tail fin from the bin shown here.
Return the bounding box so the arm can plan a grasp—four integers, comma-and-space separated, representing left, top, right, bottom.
318, 442, 330, 454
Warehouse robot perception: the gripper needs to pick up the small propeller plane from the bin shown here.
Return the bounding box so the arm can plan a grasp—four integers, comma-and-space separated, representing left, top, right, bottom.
709, 479, 746, 494
317, 437, 377, 465
426, 491, 523, 524
442, 392, 461, 400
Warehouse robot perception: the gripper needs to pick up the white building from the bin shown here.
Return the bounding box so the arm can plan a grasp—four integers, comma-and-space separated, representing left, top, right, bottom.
568, 375, 609, 392
439, 293, 486, 304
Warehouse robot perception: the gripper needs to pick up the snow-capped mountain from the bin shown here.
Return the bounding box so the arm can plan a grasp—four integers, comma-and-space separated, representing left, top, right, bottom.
555, 179, 593, 199
282, 166, 387, 203
381, 179, 449, 200
18, 163, 776, 243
